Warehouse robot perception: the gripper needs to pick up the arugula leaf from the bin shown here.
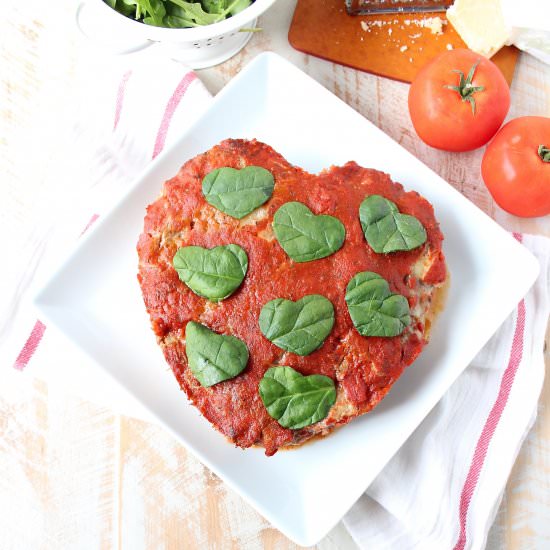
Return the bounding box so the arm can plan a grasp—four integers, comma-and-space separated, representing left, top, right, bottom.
202, 166, 275, 219
167, 0, 221, 25
259, 295, 334, 356
359, 195, 427, 254
163, 3, 200, 27
103, 0, 252, 26
259, 366, 336, 429
272, 202, 345, 263
115, 0, 141, 17
202, 0, 226, 13
173, 244, 248, 302
185, 321, 248, 387
202, 0, 251, 16
163, 14, 196, 27
140, 0, 166, 26
345, 271, 410, 337
225, 0, 251, 15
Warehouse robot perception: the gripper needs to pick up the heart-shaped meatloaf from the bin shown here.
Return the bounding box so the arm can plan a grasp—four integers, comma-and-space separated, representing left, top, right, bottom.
137, 139, 447, 456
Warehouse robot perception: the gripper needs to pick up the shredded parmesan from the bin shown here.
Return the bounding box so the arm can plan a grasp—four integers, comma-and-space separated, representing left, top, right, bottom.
424, 16, 444, 35
359, 16, 446, 36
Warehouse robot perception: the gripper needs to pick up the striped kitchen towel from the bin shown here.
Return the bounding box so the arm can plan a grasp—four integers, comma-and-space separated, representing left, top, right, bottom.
8, 56, 550, 550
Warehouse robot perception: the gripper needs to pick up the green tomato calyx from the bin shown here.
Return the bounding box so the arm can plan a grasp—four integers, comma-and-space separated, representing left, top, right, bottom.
538, 145, 550, 163
444, 59, 485, 115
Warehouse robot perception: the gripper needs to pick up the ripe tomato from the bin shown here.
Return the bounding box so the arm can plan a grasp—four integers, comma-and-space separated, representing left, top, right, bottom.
482, 116, 550, 218
408, 49, 510, 152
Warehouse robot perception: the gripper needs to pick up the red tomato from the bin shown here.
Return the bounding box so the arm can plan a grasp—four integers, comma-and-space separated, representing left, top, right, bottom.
408, 49, 510, 152
481, 116, 550, 218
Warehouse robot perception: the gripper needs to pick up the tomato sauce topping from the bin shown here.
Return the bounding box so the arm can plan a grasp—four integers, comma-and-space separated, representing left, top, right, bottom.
137, 140, 446, 455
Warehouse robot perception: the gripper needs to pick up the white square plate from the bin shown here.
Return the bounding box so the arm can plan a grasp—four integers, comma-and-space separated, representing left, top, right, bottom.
34, 52, 539, 546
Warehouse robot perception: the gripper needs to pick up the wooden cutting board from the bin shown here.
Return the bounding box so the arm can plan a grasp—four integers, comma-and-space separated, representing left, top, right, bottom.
288, 0, 519, 84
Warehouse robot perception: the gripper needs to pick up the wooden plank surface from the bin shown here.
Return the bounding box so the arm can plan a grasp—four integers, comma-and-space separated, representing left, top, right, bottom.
1, 0, 549, 549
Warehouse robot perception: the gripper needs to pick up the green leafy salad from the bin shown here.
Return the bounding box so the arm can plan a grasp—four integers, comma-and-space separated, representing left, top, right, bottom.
104, 0, 254, 28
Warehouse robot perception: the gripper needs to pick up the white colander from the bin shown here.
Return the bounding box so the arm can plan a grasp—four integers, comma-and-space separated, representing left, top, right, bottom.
76, 0, 278, 68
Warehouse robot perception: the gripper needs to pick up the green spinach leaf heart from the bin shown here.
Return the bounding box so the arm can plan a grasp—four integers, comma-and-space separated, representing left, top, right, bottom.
259, 295, 335, 356
259, 366, 336, 429
359, 195, 427, 253
202, 166, 275, 219
173, 244, 247, 302
345, 271, 411, 337
185, 321, 249, 387
272, 202, 345, 262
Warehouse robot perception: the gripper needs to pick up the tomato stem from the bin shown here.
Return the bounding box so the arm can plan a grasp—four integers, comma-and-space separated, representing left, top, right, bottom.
538, 145, 550, 162
444, 59, 485, 115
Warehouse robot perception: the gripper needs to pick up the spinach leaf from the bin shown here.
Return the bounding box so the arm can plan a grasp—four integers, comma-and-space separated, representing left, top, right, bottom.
185, 321, 248, 387
202, 166, 274, 219
345, 271, 410, 337
359, 195, 427, 253
272, 202, 345, 262
259, 295, 334, 356
173, 244, 248, 302
259, 366, 336, 429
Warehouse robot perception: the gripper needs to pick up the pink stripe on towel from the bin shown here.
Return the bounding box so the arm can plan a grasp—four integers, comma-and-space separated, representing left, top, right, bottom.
13, 320, 46, 370
453, 298, 526, 550
113, 70, 132, 131
152, 71, 196, 159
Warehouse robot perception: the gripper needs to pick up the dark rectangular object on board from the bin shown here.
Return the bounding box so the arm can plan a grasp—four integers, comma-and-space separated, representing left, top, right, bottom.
345, 0, 454, 15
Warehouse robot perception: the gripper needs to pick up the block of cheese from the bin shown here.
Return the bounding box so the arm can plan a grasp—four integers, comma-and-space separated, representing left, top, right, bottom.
447, 0, 550, 65
446, 0, 509, 58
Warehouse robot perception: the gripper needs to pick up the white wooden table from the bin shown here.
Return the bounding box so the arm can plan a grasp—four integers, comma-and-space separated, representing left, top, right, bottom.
1, 0, 549, 548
